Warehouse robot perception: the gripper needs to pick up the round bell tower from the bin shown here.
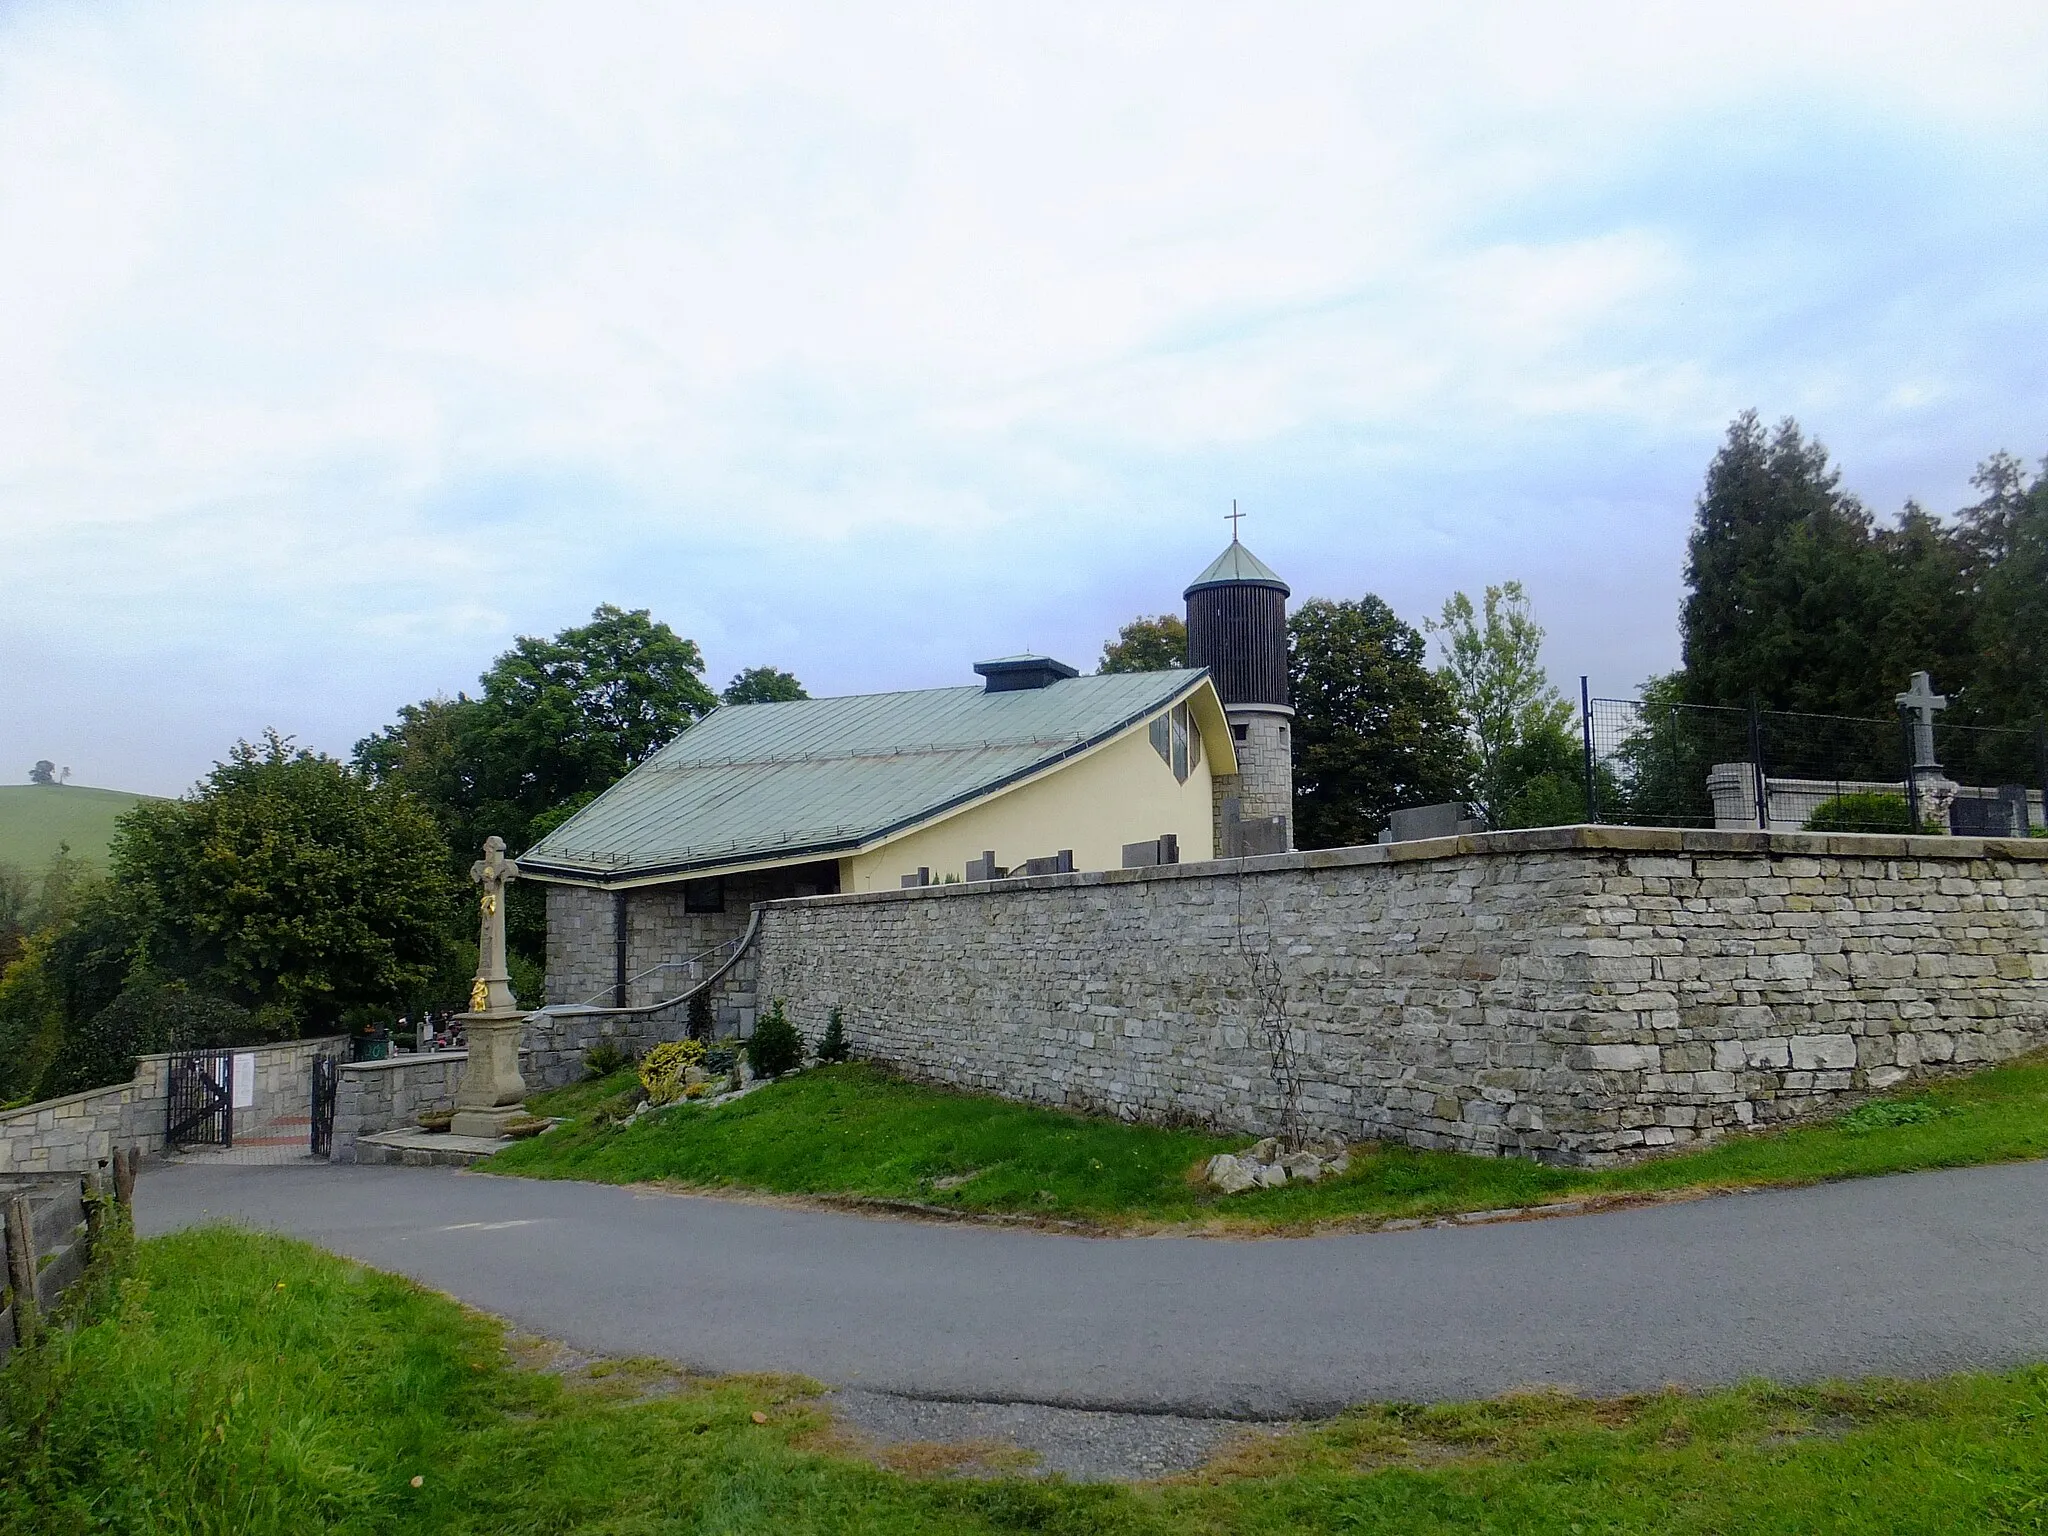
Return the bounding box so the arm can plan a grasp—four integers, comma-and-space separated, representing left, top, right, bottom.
1184, 536, 1293, 854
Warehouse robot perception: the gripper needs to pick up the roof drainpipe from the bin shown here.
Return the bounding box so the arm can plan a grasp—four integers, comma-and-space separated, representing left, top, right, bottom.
612, 890, 629, 1009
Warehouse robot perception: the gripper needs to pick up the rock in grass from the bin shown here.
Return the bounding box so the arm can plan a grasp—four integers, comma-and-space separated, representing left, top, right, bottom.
1205, 1154, 1259, 1195
1207, 1137, 1353, 1194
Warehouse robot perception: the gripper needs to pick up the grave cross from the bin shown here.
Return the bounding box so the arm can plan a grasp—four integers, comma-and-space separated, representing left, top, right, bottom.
468, 835, 521, 1014
1895, 670, 1948, 770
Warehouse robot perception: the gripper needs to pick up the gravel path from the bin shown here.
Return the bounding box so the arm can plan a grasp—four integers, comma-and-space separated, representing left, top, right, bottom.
140, 1158, 2048, 1423
823, 1390, 1273, 1480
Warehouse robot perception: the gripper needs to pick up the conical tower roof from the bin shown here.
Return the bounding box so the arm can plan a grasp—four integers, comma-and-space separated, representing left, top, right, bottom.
1184, 539, 1289, 598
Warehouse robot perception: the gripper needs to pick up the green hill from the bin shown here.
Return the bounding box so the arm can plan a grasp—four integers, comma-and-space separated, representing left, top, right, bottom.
0, 783, 160, 870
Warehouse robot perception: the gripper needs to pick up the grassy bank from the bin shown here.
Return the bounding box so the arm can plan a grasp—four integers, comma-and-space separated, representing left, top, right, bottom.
488, 1054, 2048, 1230
5, 1226, 2048, 1533
0, 784, 154, 869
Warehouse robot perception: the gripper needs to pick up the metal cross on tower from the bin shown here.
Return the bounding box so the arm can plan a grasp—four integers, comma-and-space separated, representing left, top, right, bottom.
1226, 500, 1244, 540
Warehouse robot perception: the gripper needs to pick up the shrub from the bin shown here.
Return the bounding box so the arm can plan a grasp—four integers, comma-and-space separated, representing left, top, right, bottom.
746, 1000, 802, 1079
703, 1044, 737, 1075
1840, 1097, 1950, 1134
583, 1040, 634, 1080
817, 1007, 851, 1064
638, 1039, 706, 1105
591, 1086, 645, 1126
40, 983, 262, 1100
686, 989, 714, 1042
1803, 792, 1916, 834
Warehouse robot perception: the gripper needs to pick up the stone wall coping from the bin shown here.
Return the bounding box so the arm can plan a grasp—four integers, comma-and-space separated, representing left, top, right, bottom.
756, 823, 2048, 912
339, 1050, 469, 1076
338, 1047, 534, 1078
0, 1033, 350, 1124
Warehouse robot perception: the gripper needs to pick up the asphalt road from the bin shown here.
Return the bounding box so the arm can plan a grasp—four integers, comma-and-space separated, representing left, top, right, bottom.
139, 1159, 2048, 1418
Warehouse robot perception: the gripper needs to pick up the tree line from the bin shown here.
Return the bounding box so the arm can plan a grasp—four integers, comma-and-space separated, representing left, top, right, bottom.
3, 415, 2040, 1104
1100, 414, 2046, 848
1100, 579, 1579, 850
0, 613, 803, 1105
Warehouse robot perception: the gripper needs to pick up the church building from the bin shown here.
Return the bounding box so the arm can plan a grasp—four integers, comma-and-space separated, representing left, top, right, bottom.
523, 537, 1293, 1013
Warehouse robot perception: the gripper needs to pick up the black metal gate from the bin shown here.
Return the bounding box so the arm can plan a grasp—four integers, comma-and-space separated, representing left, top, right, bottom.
166, 1050, 233, 1149
310, 1055, 338, 1158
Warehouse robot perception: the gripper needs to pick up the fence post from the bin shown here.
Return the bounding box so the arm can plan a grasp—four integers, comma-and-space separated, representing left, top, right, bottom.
1748, 694, 1769, 831
1903, 712, 1922, 831
2036, 720, 2047, 833
5, 1192, 37, 1347
1580, 676, 1599, 824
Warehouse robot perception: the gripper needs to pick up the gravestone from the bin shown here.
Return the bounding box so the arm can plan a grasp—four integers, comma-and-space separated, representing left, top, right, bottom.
1950, 787, 2033, 838
1220, 796, 1290, 857
1121, 834, 1180, 868
964, 851, 1009, 882
1378, 802, 1487, 844
1895, 670, 1960, 829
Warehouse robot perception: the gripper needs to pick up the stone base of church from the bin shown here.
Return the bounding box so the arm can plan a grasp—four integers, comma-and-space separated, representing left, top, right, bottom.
449, 1104, 526, 1140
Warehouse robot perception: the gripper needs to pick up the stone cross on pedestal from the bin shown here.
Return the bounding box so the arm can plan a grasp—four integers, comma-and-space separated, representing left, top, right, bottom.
469, 835, 521, 1016
451, 835, 531, 1139
1896, 670, 1948, 770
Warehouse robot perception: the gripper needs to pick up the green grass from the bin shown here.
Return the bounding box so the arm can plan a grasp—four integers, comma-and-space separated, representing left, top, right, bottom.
0, 784, 156, 870
490, 1054, 2048, 1230
7, 1224, 2048, 1533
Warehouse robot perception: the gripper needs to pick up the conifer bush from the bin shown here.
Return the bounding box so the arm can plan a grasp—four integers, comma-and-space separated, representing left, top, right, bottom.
746, 1000, 802, 1079
686, 989, 714, 1042
639, 1039, 706, 1105
817, 1007, 851, 1064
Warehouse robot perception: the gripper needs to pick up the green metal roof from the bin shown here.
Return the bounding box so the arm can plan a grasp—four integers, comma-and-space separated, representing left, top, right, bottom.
1185, 539, 1289, 596
520, 668, 1212, 883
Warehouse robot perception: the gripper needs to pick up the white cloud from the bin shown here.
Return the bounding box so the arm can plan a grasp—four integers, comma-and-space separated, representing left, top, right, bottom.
1, 1, 2045, 791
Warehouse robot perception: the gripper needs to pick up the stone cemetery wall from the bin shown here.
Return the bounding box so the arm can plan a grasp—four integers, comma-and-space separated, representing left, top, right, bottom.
753, 827, 2048, 1165
545, 879, 765, 1043
0, 1036, 346, 1176
331, 1052, 468, 1162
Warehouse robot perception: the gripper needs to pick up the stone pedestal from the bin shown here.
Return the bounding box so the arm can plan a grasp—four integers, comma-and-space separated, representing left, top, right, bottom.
450, 1012, 528, 1139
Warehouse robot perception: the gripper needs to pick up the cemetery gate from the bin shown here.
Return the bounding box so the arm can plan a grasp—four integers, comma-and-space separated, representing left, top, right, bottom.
165, 1050, 233, 1149
310, 1054, 338, 1158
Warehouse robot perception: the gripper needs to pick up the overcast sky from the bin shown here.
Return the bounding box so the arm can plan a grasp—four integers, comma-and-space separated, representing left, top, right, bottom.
4, 3, 2045, 796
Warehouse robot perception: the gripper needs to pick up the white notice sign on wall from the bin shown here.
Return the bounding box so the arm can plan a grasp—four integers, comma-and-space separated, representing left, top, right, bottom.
233, 1053, 256, 1109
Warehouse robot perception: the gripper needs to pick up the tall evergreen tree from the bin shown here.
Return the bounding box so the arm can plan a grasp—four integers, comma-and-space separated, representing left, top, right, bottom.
1681, 413, 1887, 713
1959, 454, 2048, 734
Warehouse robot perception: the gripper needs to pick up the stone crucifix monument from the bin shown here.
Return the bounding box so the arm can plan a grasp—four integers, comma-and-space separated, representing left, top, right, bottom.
450, 835, 532, 1139
1896, 670, 1957, 831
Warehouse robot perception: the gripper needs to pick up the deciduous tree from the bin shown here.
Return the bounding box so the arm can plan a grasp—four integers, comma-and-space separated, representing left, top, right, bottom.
1430, 582, 1576, 827
114, 733, 455, 1033
722, 667, 808, 705
1098, 615, 1187, 673
1288, 597, 1470, 849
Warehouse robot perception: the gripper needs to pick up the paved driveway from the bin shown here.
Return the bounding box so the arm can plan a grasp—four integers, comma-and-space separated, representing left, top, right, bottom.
140, 1159, 2048, 1417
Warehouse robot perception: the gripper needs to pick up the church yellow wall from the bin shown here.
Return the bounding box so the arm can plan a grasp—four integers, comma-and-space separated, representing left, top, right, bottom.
843, 713, 1220, 893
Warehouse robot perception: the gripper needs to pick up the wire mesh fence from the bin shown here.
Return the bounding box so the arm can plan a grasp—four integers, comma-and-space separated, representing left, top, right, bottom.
1581, 689, 2047, 836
